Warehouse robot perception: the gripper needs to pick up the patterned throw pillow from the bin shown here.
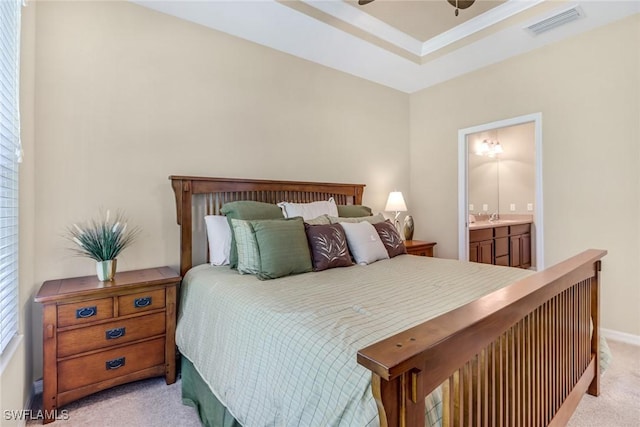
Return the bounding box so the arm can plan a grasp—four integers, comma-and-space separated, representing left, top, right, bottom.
221, 201, 284, 269
305, 223, 353, 271
373, 220, 407, 258
230, 219, 261, 275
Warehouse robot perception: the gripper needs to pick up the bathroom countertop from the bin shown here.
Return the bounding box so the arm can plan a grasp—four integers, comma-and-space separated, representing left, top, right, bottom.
469, 217, 533, 230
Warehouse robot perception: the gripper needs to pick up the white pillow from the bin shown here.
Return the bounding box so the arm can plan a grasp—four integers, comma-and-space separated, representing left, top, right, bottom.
204, 215, 232, 266
277, 197, 338, 220
339, 221, 389, 265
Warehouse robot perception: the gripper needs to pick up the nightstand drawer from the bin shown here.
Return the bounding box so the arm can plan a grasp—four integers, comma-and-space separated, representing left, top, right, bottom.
118, 289, 165, 316
404, 240, 436, 258
57, 312, 166, 358
408, 248, 432, 257
57, 337, 165, 393
58, 298, 113, 328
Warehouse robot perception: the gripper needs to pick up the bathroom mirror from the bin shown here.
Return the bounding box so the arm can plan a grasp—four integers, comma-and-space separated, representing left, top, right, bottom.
467, 122, 535, 219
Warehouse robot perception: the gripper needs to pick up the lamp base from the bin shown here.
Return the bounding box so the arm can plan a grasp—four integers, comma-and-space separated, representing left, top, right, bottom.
393, 219, 402, 237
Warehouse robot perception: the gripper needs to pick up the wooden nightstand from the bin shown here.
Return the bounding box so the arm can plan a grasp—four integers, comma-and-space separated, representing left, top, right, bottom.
35, 267, 181, 424
404, 240, 437, 257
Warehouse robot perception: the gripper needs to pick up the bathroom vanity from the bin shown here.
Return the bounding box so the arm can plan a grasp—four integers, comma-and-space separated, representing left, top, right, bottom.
469, 220, 532, 269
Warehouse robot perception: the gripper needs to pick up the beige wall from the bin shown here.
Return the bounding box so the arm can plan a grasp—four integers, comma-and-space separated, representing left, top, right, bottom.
410, 14, 640, 336
21, 0, 409, 385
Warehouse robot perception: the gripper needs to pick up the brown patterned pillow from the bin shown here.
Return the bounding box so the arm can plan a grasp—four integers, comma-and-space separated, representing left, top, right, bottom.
305, 223, 353, 271
373, 220, 407, 258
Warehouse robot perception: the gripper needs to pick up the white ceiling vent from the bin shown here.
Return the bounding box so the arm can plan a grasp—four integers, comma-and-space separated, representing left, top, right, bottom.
525, 6, 585, 36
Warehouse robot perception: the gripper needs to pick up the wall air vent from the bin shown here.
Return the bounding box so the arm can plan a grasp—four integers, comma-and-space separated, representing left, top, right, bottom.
525, 6, 584, 36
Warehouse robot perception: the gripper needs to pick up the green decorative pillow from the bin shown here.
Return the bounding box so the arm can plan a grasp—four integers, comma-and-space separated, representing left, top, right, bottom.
337, 205, 372, 218
220, 201, 284, 268
251, 217, 312, 280
230, 219, 261, 275
328, 213, 385, 224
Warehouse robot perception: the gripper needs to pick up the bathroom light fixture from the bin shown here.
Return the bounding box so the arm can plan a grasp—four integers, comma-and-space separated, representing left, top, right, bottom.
476, 139, 503, 158
385, 191, 407, 233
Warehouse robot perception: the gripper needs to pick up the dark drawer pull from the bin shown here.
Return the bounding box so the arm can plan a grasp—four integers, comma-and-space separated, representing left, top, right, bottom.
76, 306, 97, 319
105, 327, 126, 340
134, 297, 152, 308
106, 357, 125, 370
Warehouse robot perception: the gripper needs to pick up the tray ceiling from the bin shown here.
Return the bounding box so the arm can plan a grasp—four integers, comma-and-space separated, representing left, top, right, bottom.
133, 0, 640, 93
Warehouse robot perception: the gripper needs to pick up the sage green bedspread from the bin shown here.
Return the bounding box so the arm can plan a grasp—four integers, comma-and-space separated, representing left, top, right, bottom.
177, 255, 533, 427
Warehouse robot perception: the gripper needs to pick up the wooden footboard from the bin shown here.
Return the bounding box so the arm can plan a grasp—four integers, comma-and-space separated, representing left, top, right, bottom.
357, 249, 606, 427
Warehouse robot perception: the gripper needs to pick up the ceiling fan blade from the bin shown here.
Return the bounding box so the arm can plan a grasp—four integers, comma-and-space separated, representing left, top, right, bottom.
358, 0, 375, 5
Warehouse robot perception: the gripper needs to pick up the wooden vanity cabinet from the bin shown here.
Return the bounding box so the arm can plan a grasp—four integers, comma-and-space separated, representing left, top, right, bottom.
470, 223, 531, 269
469, 228, 493, 264
510, 224, 532, 268
494, 226, 510, 266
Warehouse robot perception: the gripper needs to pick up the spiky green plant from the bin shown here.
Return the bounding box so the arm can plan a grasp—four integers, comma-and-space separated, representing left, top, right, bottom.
67, 210, 141, 261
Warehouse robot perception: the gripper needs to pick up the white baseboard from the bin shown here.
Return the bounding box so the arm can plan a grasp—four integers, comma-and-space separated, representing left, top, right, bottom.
601, 328, 640, 346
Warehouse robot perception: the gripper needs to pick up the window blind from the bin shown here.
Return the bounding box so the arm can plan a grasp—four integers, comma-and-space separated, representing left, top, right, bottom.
0, 0, 22, 355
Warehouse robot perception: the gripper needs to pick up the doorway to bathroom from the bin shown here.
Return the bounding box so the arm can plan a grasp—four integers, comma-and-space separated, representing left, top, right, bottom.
457, 113, 544, 270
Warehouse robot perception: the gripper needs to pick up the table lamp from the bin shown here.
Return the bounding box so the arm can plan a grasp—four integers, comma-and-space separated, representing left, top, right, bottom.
385, 191, 407, 235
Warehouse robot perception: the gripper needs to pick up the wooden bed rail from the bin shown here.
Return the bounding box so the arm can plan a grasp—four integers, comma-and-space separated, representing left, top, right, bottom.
357, 249, 606, 427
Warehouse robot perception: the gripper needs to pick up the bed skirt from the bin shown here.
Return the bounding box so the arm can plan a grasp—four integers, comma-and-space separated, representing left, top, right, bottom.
181, 337, 611, 427
181, 356, 243, 427
180, 353, 445, 427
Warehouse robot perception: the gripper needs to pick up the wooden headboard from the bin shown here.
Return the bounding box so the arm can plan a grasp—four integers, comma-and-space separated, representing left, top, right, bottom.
169, 176, 365, 276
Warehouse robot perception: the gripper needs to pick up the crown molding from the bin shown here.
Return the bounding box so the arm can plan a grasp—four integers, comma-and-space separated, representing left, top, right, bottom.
302, 0, 546, 58
301, 0, 424, 55
421, 0, 544, 56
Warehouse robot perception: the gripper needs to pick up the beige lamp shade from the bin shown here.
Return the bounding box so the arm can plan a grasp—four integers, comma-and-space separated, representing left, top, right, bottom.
385, 191, 407, 212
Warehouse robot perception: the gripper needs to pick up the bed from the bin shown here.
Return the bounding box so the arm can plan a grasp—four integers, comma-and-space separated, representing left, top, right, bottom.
170, 175, 607, 427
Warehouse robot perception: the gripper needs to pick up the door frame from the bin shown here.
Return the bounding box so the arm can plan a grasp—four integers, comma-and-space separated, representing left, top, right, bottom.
457, 113, 544, 269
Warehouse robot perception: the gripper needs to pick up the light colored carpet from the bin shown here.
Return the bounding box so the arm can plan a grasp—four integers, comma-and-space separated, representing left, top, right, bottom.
27, 376, 201, 426
29, 340, 639, 426
568, 339, 640, 427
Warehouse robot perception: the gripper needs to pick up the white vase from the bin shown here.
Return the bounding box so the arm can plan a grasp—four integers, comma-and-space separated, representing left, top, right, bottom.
96, 259, 117, 281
